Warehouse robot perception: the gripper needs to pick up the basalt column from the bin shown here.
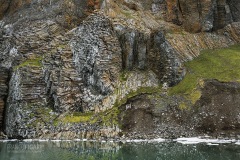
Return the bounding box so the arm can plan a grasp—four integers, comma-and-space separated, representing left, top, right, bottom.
0, 67, 9, 130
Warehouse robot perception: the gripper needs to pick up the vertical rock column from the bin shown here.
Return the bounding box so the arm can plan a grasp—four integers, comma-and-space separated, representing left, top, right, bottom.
5, 66, 48, 138
151, 31, 184, 86
70, 14, 122, 112
213, 0, 233, 30
0, 67, 8, 130
43, 41, 84, 113
116, 28, 149, 70
228, 0, 240, 22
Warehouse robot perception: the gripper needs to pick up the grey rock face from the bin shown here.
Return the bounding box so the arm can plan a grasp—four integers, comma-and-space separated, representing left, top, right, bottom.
114, 26, 184, 86
2, 10, 184, 138
1, 0, 89, 29
0, 21, 19, 69
116, 27, 149, 70
5, 67, 48, 138
228, 0, 240, 22
151, 31, 184, 86
0, 20, 13, 131
70, 14, 122, 111
0, 67, 9, 129
150, 0, 240, 33
0, 0, 97, 128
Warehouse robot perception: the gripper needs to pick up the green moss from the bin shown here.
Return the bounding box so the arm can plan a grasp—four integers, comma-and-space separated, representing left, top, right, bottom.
115, 86, 161, 108
96, 86, 162, 127
169, 45, 240, 97
62, 112, 94, 123
57, 44, 67, 49
179, 102, 188, 110
189, 90, 201, 104
119, 70, 129, 82
121, 10, 134, 18
25, 104, 56, 127
14, 56, 42, 70
96, 107, 120, 127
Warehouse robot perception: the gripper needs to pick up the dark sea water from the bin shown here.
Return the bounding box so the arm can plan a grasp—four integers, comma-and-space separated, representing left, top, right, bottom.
0, 139, 240, 160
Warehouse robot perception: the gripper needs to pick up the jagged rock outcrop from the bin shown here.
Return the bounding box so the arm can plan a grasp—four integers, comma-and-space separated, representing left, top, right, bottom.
0, 68, 8, 129
70, 14, 122, 112
119, 79, 240, 139
0, 0, 240, 139
151, 31, 184, 86
119, 93, 195, 139
150, 0, 240, 32
0, 0, 94, 28
167, 22, 240, 60
114, 26, 184, 86
192, 80, 240, 134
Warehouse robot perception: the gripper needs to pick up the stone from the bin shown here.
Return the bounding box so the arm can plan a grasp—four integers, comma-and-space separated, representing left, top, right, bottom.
191, 80, 240, 133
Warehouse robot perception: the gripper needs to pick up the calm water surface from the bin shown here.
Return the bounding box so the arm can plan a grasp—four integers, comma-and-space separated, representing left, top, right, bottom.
0, 140, 240, 160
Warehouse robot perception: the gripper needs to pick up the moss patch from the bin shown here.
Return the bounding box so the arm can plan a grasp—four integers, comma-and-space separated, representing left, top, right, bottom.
119, 70, 129, 82
178, 102, 188, 110
115, 86, 161, 108
25, 104, 56, 127
169, 44, 240, 103
14, 56, 42, 70
95, 107, 120, 127
62, 112, 94, 123
94, 86, 162, 127
189, 90, 201, 104
121, 10, 134, 18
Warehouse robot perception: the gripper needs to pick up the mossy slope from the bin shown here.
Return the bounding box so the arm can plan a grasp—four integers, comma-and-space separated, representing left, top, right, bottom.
170, 44, 240, 97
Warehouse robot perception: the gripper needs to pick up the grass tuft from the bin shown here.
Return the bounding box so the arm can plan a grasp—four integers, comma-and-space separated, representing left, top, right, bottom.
62, 112, 94, 123
14, 57, 42, 70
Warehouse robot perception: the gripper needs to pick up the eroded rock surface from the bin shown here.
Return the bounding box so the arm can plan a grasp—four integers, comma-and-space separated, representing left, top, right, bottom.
70, 14, 122, 111
152, 0, 240, 32
120, 80, 240, 139
192, 80, 240, 135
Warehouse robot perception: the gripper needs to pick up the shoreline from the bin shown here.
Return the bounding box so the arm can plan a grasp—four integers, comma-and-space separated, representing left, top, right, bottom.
1, 137, 240, 145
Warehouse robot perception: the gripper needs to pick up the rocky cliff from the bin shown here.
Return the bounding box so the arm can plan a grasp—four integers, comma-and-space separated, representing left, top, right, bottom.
0, 0, 240, 140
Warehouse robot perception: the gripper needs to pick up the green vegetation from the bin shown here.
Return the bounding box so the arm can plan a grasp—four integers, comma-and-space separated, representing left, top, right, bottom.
14, 56, 42, 70
25, 104, 56, 127
179, 102, 188, 110
95, 107, 120, 127
119, 70, 129, 81
57, 44, 67, 49
13, 43, 68, 71
121, 10, 133, 18
165, 29, 187, 38
169, 44, 240, 102
93, 86, 162, 127
62, 112, 94, 123
24, 104, 94, 127
115, 86, 161, 108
